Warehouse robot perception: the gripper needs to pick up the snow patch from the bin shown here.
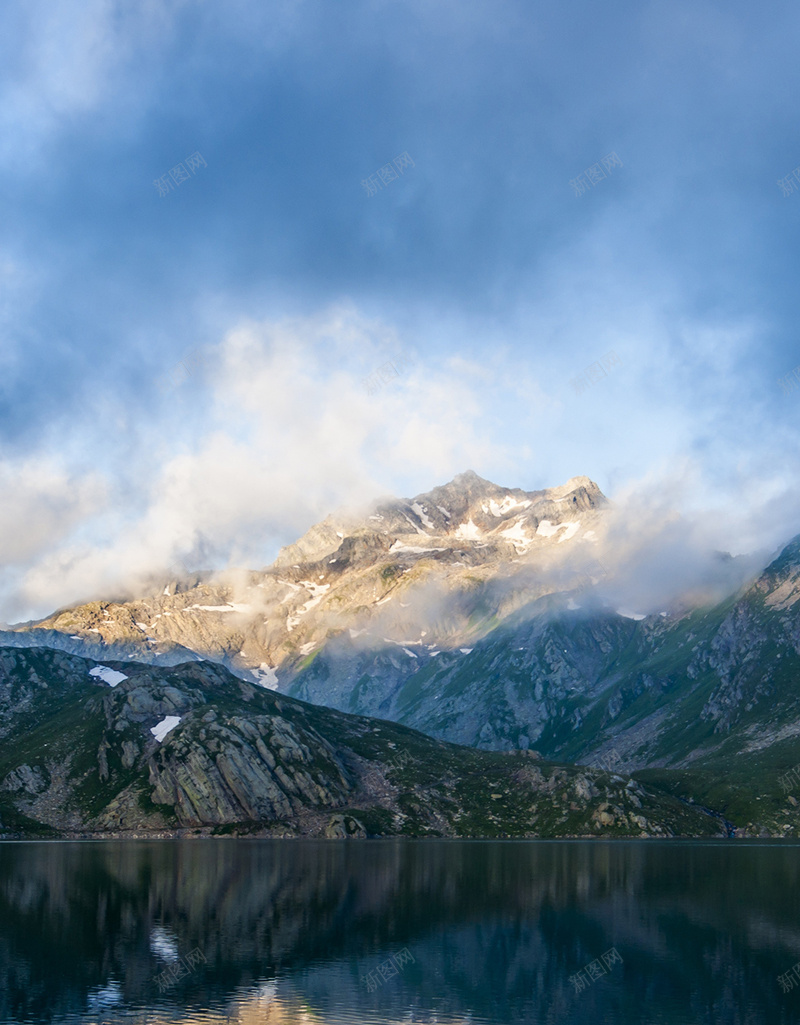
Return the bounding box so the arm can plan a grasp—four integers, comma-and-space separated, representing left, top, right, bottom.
499, 518, 532, 544
616, 608, 647, 621
460, 648, 473, 654
437, 505, 451, 519
89, 666, 128, 687
150, 716, 181, 743
455, 519, 482, 540
389, 541, 446, 555
402, 648, 418, 658
187, 603, 254, 613
535, 519, 580, 542
558, 522, 580, 543
487, 496, 532, 517
411, 502, 435, 530
401, 511, 427, 535
300, 580, 330, 598
253, 663, 279, 689
277, 579, 303, 601
286, 581, 330, 630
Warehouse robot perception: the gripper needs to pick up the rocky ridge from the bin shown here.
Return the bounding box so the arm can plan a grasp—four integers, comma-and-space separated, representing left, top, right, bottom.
0, 645, 722, 839
4, 473, 800, 837
3, 471, 610, 687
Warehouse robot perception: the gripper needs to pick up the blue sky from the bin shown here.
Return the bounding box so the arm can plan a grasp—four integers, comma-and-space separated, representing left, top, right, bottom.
2, 0, 800, 621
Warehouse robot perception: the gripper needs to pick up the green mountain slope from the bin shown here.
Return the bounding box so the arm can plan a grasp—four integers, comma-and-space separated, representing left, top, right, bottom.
0, 646, 722, 839
282, 538, 800, 834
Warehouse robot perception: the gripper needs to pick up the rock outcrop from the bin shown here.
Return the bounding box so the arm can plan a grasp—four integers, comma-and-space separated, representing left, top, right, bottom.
0, 645, 723, 839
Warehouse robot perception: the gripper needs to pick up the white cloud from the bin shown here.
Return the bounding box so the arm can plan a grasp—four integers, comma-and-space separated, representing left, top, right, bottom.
1, 306, 510, 621
3, 299, 800, 625
0, 456, 106, 565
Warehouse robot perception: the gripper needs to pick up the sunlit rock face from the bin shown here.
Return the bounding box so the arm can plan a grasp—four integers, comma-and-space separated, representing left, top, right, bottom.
8, 474, 800, 829
3, 470, 608, 687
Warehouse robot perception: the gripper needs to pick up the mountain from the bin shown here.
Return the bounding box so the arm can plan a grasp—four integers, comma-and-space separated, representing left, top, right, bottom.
2, 470, 610, 684
285, 535, 800, 836
4, 470, 800, 837
0, 646, 720, 839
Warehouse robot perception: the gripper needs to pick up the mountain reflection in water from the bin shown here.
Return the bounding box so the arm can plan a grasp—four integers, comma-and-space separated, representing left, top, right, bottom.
1, 839, 799, 1024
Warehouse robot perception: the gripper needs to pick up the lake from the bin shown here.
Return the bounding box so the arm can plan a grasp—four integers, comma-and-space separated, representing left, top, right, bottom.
1, 839, 799, 1024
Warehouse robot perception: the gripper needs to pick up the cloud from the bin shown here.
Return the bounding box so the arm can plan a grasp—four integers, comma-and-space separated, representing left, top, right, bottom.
5, 296, 800, 625
0, 0, 192, 168
0, 455, 106, 565
590, 460, 778, 613
1, 306, 511, 622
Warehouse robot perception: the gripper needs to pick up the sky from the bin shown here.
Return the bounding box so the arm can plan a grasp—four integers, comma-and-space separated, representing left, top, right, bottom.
2, 0, 800, 622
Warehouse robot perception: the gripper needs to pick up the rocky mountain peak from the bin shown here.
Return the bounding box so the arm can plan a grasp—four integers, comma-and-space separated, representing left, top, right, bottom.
6, 471, 612, 692
274, 472, 607, 569
450, 468, 486, 484
755, 533, 800, 610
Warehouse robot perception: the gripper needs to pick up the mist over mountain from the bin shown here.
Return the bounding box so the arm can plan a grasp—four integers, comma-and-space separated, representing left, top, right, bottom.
2, 469, 768, 672
2, 470, 800, 837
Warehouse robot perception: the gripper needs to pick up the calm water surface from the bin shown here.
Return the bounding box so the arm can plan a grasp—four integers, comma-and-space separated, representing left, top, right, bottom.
1, 839, 800, 1024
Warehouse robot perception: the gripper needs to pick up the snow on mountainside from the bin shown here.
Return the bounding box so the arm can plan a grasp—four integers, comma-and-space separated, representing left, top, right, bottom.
3, 471, 610, 683
275, 470, 604, 564
7, 473, 800, 838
